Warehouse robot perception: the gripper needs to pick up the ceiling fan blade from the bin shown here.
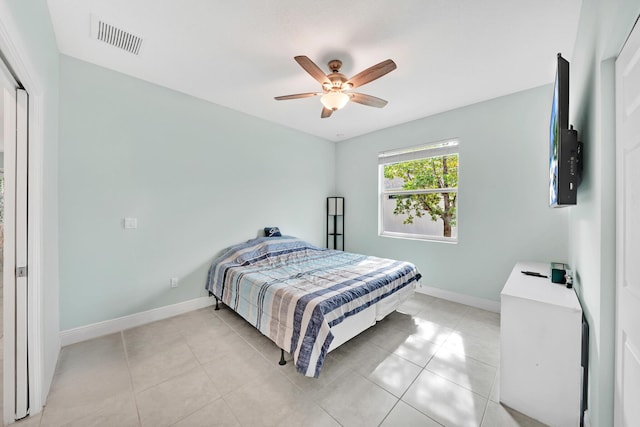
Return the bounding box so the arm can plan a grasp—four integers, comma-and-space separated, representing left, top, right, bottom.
347, 59, 397, 89
349, 93, 388, 108
274, 92, 321, 101
295, 56, 330, 86
321, 107, 333, 118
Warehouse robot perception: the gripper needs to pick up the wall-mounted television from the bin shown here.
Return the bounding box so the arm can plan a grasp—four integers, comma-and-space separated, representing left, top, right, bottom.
549, 53, 582, 207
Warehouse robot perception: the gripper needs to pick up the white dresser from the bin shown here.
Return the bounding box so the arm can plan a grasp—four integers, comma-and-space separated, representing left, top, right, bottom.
500, 262, 583, 427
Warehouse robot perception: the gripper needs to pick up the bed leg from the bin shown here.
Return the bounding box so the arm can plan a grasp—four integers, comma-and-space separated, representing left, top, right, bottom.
279, 349, 287, 366
214, 296, 220, 311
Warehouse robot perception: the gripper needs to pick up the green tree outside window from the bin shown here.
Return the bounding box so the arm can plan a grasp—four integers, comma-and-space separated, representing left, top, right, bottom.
383, 154, 458, 238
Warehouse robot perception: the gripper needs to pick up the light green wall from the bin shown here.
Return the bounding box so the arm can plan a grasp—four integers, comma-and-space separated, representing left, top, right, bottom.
58, 56, 335, 330
335, 85, 569, 302
2, 0, 61, 402
18, 1, 640, 422
568, 0, 640, 425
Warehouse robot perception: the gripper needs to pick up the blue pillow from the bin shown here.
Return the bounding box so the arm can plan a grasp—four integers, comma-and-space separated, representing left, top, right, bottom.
264, 227, 282, 237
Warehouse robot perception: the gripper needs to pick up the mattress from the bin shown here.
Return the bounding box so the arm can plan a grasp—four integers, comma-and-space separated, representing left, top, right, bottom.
206, 236, 421, 377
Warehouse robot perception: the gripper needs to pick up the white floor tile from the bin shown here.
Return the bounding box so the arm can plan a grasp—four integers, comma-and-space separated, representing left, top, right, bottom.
135, 366, 220, 427
490, 369, 501, 403
380, 401, 443, 427
201, 348, 276, 397
396, 293, 436, 316
442, 329, 500, 368
169, 307, 227, 339
42, 295, 504, 427
425, 298, 472, 317
281, 352, 353, 394
365, 321, 441, 367
51, 333, 129, 390
185, 330, 253, 366
122, 318, 183, 358
41, 390, 137, 427
385, 311, 455, 346
59, 391, 140, 427
128, 340, 200, 391
426, 346, 498, 398
12, 413, 43, 427
403, 370, 488, 427
172, 397, 240, 427
224, 370, 337, 427
317, 371, 399, 427
355, 351, 422, 398
481, 401, 549, 427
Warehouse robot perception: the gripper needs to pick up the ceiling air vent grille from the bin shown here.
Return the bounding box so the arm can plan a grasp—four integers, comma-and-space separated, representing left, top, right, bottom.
95, 20, 142, 55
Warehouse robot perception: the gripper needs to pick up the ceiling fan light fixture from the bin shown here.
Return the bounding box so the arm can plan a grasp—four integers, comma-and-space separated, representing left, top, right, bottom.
275, 56, 397, 118
321, 91, 350, 111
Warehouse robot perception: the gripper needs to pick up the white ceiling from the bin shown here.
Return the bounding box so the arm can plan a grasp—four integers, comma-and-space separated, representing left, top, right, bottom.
46, 0, 582, 142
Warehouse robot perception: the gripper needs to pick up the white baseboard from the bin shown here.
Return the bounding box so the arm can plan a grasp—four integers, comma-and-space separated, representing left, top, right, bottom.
416, 284, 501, 313
60, 288, 499, 346
59, 296, 215, 347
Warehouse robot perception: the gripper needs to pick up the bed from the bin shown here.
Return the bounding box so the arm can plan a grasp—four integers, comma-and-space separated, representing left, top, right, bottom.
205, 235, 421, 377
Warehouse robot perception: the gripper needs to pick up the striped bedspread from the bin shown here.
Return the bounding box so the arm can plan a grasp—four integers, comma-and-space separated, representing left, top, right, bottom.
205, 237, 421, 377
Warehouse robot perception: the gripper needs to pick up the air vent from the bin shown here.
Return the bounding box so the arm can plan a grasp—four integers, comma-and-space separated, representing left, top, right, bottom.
92, 18, 142, 55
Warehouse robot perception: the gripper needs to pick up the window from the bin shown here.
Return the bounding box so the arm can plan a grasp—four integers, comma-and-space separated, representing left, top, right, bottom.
379, 139, 459, 242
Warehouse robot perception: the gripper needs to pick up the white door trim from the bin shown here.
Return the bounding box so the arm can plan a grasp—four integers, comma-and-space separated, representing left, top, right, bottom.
0, 4, 49, 420
2, 60, 19, 425
14, 88, 29, 420
614, 18, 640, 427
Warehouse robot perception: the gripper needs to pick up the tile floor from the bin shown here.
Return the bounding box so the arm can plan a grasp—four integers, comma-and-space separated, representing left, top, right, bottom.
13, 293, 547, 427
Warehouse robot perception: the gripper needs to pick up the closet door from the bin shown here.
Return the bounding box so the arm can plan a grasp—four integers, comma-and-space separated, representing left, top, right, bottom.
1, 63, 29, 422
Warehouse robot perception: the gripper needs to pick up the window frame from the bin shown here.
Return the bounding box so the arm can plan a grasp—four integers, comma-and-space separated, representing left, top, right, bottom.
378, 139, 459, 243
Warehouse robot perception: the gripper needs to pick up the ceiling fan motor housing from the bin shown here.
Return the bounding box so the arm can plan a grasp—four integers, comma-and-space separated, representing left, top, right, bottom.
324, 60, 350, 91
325, 74, 349, 91
328, 59, 342, 72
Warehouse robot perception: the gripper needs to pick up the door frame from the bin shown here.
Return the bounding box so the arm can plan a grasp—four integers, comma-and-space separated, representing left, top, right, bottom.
614, 17, 640, 427
0, 7, 47, 423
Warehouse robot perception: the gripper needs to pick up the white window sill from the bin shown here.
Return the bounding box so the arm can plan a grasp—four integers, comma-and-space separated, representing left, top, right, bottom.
379, 231, 458, 244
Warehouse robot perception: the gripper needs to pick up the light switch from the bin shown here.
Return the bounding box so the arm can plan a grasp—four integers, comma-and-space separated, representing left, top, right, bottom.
124, 217, 137, 229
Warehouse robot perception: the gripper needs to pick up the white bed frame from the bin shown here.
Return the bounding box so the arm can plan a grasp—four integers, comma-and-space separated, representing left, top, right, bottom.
328, 282, 415, 352
212, 276, 416, 368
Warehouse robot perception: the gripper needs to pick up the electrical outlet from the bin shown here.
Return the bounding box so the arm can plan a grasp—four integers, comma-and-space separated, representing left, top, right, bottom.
124, 217, 137, 229
170, 277, 179, 288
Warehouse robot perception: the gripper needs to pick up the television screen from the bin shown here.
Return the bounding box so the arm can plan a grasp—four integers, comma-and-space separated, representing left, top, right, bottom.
549, 75, 560, 205
549, 54, 572, 207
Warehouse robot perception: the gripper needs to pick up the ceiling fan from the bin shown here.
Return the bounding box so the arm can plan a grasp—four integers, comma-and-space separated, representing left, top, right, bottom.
274, 56, 397, 118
